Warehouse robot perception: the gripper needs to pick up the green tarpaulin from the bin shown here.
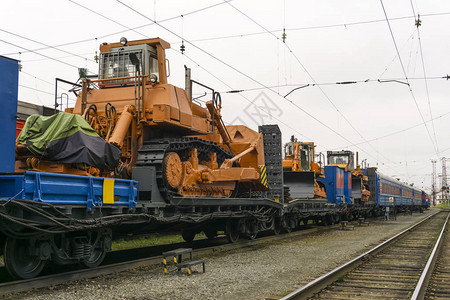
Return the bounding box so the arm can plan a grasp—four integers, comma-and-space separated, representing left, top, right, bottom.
17, 112, 120, 169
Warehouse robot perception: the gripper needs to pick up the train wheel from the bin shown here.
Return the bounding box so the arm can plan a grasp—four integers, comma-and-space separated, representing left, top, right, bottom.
182, 229, 196, 242
272, 218, 281, 235
0, 234, 5, 256
225, 219, 240, 243
83, 248, 106, 268
282, 216, 292, 233
246, 222, 258, 240
246, 233, 257, 240
4, 237, 46, 279
325, 215, 334, 225
289, 217, 297, 229
203, 229, 217, 239
335, 215, 341, 223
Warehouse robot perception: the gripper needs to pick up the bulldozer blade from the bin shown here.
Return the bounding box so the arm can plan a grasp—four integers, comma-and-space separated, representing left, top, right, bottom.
283, 171, 315, 199
352, 177, 362, 199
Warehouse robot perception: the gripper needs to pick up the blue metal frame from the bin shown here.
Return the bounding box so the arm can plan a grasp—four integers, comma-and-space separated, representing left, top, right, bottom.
0, 56, 19, 173
344, 172, 353, 204
0, 171, 139, 211
318, 166, 345, 204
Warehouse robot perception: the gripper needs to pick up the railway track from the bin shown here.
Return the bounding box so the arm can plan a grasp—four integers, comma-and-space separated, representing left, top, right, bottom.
0, 223, 333, 296
281, 210, 446, 300
418, 210, 450, 300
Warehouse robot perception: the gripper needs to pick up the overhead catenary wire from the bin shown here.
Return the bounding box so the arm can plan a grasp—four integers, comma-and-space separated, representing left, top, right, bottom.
3, 9, 450, 60
19, 85, 77, 103
223, 0, 403, 169
177, 50, 319, 143
116, 0, 404, 176
168, 11, 450, 45
378, 29, 417, 79
16, 45, 450, 90
67, 0, 149, 40
409, 1, 440, 156
64, 1, 320, 145
19, 85, 53, 96
0, 29, 96, 64
21, 52, 93, 63
1, 0, 235, 57
331, 109, 450, 150
222, 77, 448, 95
21, 71, 56, 86
0, 1, 240, 102
3, 1, 439, 185
379, 0, 439, 157
29, 0, 313, 145
0, 39, 84, 71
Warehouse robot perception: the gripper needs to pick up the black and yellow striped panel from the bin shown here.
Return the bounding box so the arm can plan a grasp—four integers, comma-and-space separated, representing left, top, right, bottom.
259, 165, 268, 188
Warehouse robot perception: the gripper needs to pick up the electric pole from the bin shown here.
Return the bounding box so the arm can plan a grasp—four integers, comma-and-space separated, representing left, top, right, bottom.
442, 157, 448, 204
432, 159, 437, 206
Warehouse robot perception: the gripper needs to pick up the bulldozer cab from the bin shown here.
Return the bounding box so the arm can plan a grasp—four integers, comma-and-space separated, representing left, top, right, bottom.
98, 38, 169, 87
327, 150, 354, 172
283, 136, 314, 172
283, 136, 325, 200
298, 143, 314, 171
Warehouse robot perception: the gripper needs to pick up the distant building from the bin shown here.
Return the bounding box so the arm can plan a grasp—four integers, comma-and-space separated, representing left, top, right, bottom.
17, 100, 57, 121
16, 101, 58, 138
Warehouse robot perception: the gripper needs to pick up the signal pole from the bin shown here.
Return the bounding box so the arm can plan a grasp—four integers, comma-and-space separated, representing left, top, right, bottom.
432, 160, 437, 206
442, 157, 448, 205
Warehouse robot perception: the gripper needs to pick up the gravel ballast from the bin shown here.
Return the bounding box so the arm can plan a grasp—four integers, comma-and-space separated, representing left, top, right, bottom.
10, 209, 436, 300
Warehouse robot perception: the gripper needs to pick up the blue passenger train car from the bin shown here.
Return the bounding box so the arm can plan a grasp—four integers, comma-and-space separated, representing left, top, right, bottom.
413, 188, 422, 207
367, 167, 427, 211
401, 185, 413, 206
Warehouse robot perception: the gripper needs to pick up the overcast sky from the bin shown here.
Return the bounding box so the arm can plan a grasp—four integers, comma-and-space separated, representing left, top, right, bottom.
2, 0, 450, 192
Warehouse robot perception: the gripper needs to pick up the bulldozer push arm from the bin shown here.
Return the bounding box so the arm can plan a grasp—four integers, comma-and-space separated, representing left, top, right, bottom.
205, 94, 234, 155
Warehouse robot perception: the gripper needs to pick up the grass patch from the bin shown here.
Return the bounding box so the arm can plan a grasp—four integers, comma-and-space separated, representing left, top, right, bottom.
0, 256, 3, 264
337, 275, 345, 282
436, 202, 450, 209
112, 232, 207, 251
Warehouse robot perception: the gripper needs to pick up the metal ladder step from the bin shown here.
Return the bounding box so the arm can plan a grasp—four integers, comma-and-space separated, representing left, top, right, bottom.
176, 259, 206, 275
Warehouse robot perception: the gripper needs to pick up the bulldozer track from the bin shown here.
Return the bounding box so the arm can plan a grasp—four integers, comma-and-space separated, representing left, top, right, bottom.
136, 137, 232, 200
281, 211, 446, 300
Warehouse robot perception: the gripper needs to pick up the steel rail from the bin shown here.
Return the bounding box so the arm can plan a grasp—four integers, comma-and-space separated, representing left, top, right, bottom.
411, 212, 450, 300
280, 210, 441, 300
0, 222, 336, 296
